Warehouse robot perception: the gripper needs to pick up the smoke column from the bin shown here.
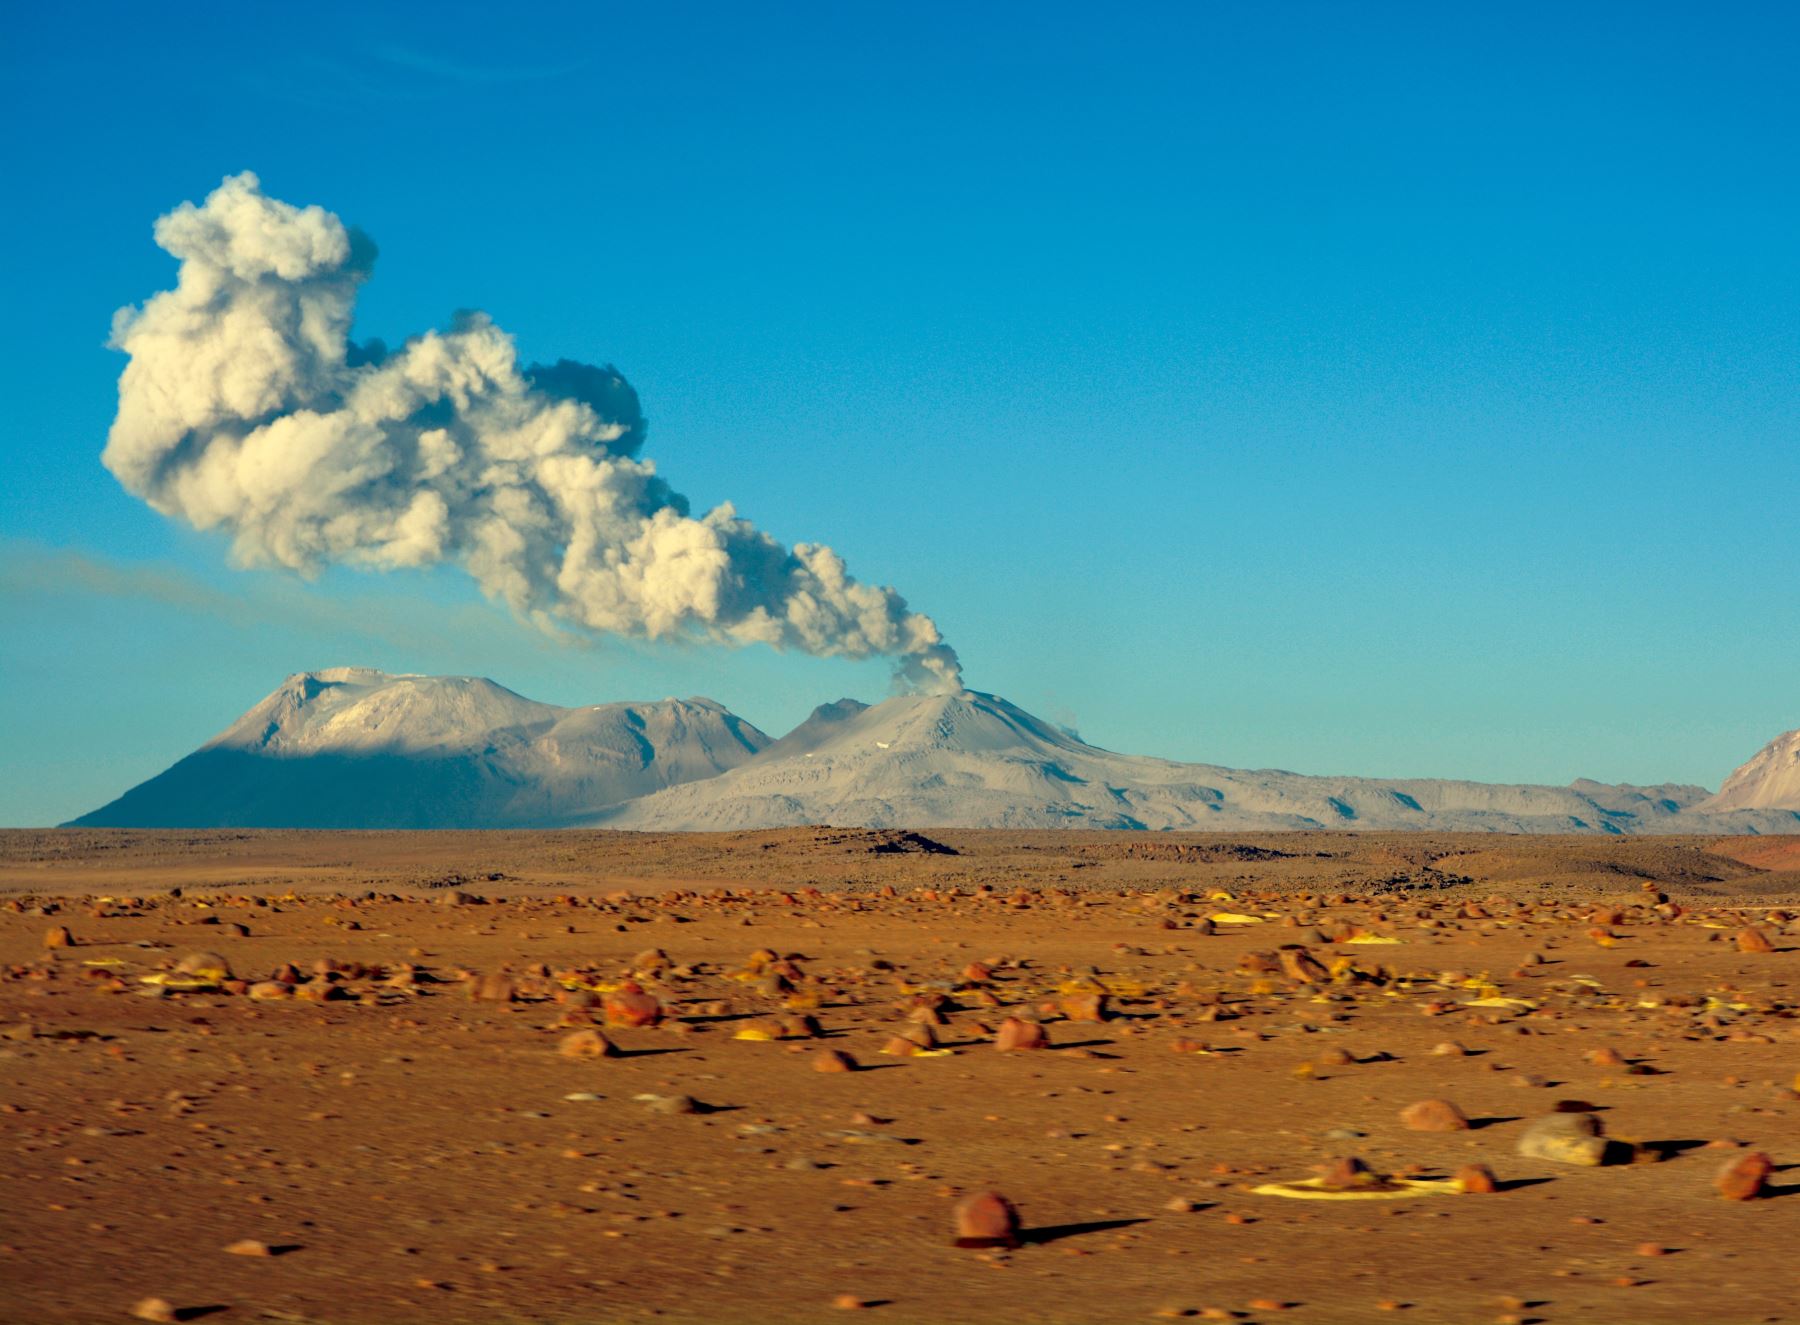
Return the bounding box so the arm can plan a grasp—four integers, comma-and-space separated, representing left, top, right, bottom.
102, 173, 962, 691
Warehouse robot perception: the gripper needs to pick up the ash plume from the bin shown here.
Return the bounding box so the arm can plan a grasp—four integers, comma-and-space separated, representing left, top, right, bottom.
102, 173, 961, 692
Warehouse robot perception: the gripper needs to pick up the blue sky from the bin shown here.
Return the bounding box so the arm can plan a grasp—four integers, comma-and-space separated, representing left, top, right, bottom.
2, 1, 1796, 825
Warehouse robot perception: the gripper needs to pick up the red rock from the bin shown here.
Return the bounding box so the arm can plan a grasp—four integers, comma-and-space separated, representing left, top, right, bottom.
899, 1021, 939, 1049
813, 1049, 858, 1073
1400, 1098, 1470, 1131
558, 1029, 620, 1059
131, 1300, 178, 1323
1058, 991, 1108, 1022
995, 1017, 1048, 1051
225, 1238, 272, 1256
42, 927, 73, 949
1316, 1156, 1375, 1189
1715, 1150, 1773, 1200
175, 951, 232, 980
1586, 1047, 1626, 1068
603, 987, 663, 1028
1454, 1163, 1498, 1193
1736, 928, 1775, 954
631, 948, 672, 975
468, 972, 517, 1003
1277, 946, 1329, 983
953, 1191, 1021, 1248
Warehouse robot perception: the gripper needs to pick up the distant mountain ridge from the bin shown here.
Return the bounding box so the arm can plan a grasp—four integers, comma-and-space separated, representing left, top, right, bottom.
68, 669, 1800, 834
70, 668, 769, 829
596, 689, 1793, 835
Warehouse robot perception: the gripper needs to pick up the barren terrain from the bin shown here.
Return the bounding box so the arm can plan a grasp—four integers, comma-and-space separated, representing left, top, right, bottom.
1, 829, 1795, 1325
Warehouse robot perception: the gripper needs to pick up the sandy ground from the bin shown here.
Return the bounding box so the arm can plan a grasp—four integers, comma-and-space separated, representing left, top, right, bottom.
1, 829, 1795, 1325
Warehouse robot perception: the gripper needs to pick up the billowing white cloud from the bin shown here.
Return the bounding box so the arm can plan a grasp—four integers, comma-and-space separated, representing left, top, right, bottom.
104, 173, 961, 691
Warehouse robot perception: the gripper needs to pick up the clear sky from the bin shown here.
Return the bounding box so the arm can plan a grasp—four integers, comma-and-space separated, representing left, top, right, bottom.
2, 1, 1796, 826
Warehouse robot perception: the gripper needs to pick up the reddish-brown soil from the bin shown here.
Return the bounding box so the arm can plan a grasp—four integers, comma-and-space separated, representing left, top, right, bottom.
1706, 836, 1800, 876
1, 829, 1795, 1325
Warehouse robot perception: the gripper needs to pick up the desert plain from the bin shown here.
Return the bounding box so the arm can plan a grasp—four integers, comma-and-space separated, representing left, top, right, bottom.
1, 828, 1796, 1325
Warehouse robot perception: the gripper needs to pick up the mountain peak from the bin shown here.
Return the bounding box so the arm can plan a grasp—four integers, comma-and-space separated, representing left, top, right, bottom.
599, 690, 1800, 835
72, 669, 771, 829
1699, 728, 1800, 813
209, 668, 549, 756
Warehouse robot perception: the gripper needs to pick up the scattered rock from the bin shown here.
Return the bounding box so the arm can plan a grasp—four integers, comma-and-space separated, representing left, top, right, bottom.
225, 1238, 272, 1256
631, 948, 673, 975
1400, 1098, 1470, 1132
604, 984, 664, 1028
995, 1017, 1048, 1052
43, 926, 74, 950
131, 1299, 178, 1323
175, 951, 231, 980
953, 1191, 1021, 1248
1059, 991, 1108, 1022
467, 972, 516, 1003
813, 1049, 858, 1074
1715, 1150, 1773, 1200
558, 1029, 620, 1059
1517, 1110, 1608, 1166
1316, 1156, 1377, 1189
1278, 946, 1329, 983
1454, 1163, 1499, 1194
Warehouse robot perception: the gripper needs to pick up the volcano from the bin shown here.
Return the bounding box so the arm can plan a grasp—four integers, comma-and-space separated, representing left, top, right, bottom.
69, 668, 769, 829
68, 671, 1800, 834
595, 689, 1799, 835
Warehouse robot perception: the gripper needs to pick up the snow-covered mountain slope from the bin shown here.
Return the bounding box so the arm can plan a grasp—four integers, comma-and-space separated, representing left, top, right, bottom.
1696, 729, 1800, 813
595, 690, 1800, 835
69, 668, 770, 828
